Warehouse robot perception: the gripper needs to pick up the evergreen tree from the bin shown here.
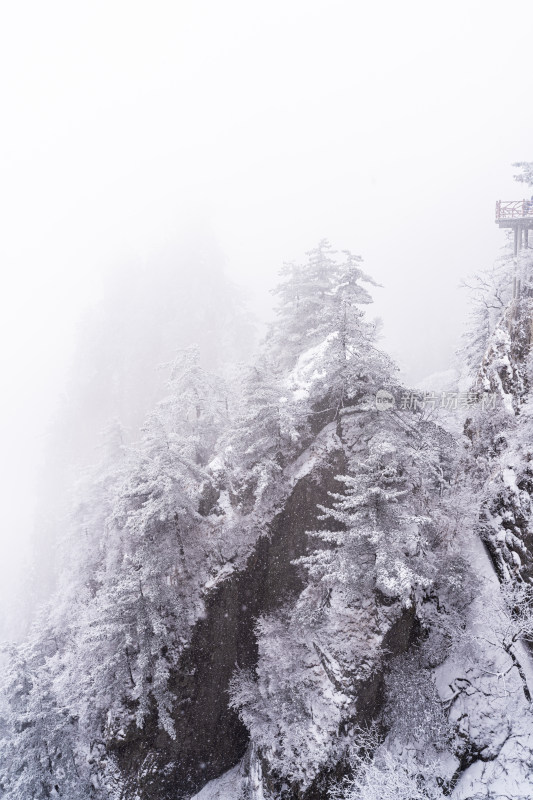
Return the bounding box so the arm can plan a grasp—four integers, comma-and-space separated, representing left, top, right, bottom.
228, 244, 455, 795
0, 350, 230, 797
267, 240, 376, 379
513, 161, 533, 186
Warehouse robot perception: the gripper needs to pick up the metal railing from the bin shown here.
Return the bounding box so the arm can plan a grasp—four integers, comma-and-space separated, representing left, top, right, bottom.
496, 200, 533, 220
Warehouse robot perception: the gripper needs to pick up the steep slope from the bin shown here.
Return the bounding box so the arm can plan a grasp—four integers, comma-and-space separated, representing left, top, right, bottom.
6, 238, 533, 800
111, 424, 345, 799
190, 248, 533, 800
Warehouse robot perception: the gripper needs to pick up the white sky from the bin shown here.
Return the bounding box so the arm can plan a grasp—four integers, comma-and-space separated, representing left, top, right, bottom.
0, 0, 532, 622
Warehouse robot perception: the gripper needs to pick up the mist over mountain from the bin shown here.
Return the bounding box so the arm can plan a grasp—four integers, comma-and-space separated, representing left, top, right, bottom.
4, 231, 254, 640
2, 3, 533, 798
4, 202, 533, 796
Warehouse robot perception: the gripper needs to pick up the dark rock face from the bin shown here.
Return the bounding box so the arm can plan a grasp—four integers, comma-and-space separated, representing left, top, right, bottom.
478, 468, 533, 583
113, 448, 345, 800
110, 413, 426, 800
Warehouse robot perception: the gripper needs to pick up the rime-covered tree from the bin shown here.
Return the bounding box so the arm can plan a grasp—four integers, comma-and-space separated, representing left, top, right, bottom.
74, 352, 229, 742
227, 237, 456, 795
0, 351, 230, 797
258, 241, 392, 464
513, 161, 533, 186
222, 242, 384, 518
0, 621, 96, 800
160, 345, 230, 465
267, 241, 338, 371
267, 241, 377, 382
306, 425, 434, 608
229, 405, 446, 791
229, 357, 288, 469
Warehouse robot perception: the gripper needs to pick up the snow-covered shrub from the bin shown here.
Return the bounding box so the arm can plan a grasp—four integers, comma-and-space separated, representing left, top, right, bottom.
330, 730, 447, 800
383, 651, 452, 751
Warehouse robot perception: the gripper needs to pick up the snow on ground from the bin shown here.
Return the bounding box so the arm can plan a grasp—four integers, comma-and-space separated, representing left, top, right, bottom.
288, 335, 335, 403
190, 747, 266, 800
433, 529, 533, 797
190, 763, 245, 800
286, 421, 339, 484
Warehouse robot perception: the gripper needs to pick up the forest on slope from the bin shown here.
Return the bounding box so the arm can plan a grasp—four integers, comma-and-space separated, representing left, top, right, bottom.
3, 167, 533, 800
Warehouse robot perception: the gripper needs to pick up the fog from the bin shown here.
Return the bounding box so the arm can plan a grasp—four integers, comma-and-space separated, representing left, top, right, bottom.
1, 0, 531, 633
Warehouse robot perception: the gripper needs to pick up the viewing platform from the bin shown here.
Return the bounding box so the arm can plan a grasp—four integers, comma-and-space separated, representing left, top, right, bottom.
495, 200, 533, 227
495, 200, 533, 254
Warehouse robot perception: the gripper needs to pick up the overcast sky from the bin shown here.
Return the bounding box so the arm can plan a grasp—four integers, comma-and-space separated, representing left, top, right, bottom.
0, 0, 531, 623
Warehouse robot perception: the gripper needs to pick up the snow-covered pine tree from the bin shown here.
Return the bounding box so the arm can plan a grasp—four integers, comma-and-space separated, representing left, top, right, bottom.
307, 423, 434, 609
266, 242, 387, 443
160, 345, 230, 466
0, 421, 131, 800
230, 356, 288, 470
75, 352, 229, 745
229, 406, 448, 793
0, 616, 99, 800
267, 241, 337, 372
221, 242, 384, 524
267, 240, 376, 382
513, 161, 533, 186
460, 257, 514, 379
0, 351, 231, 798
228, 243, 457, 796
